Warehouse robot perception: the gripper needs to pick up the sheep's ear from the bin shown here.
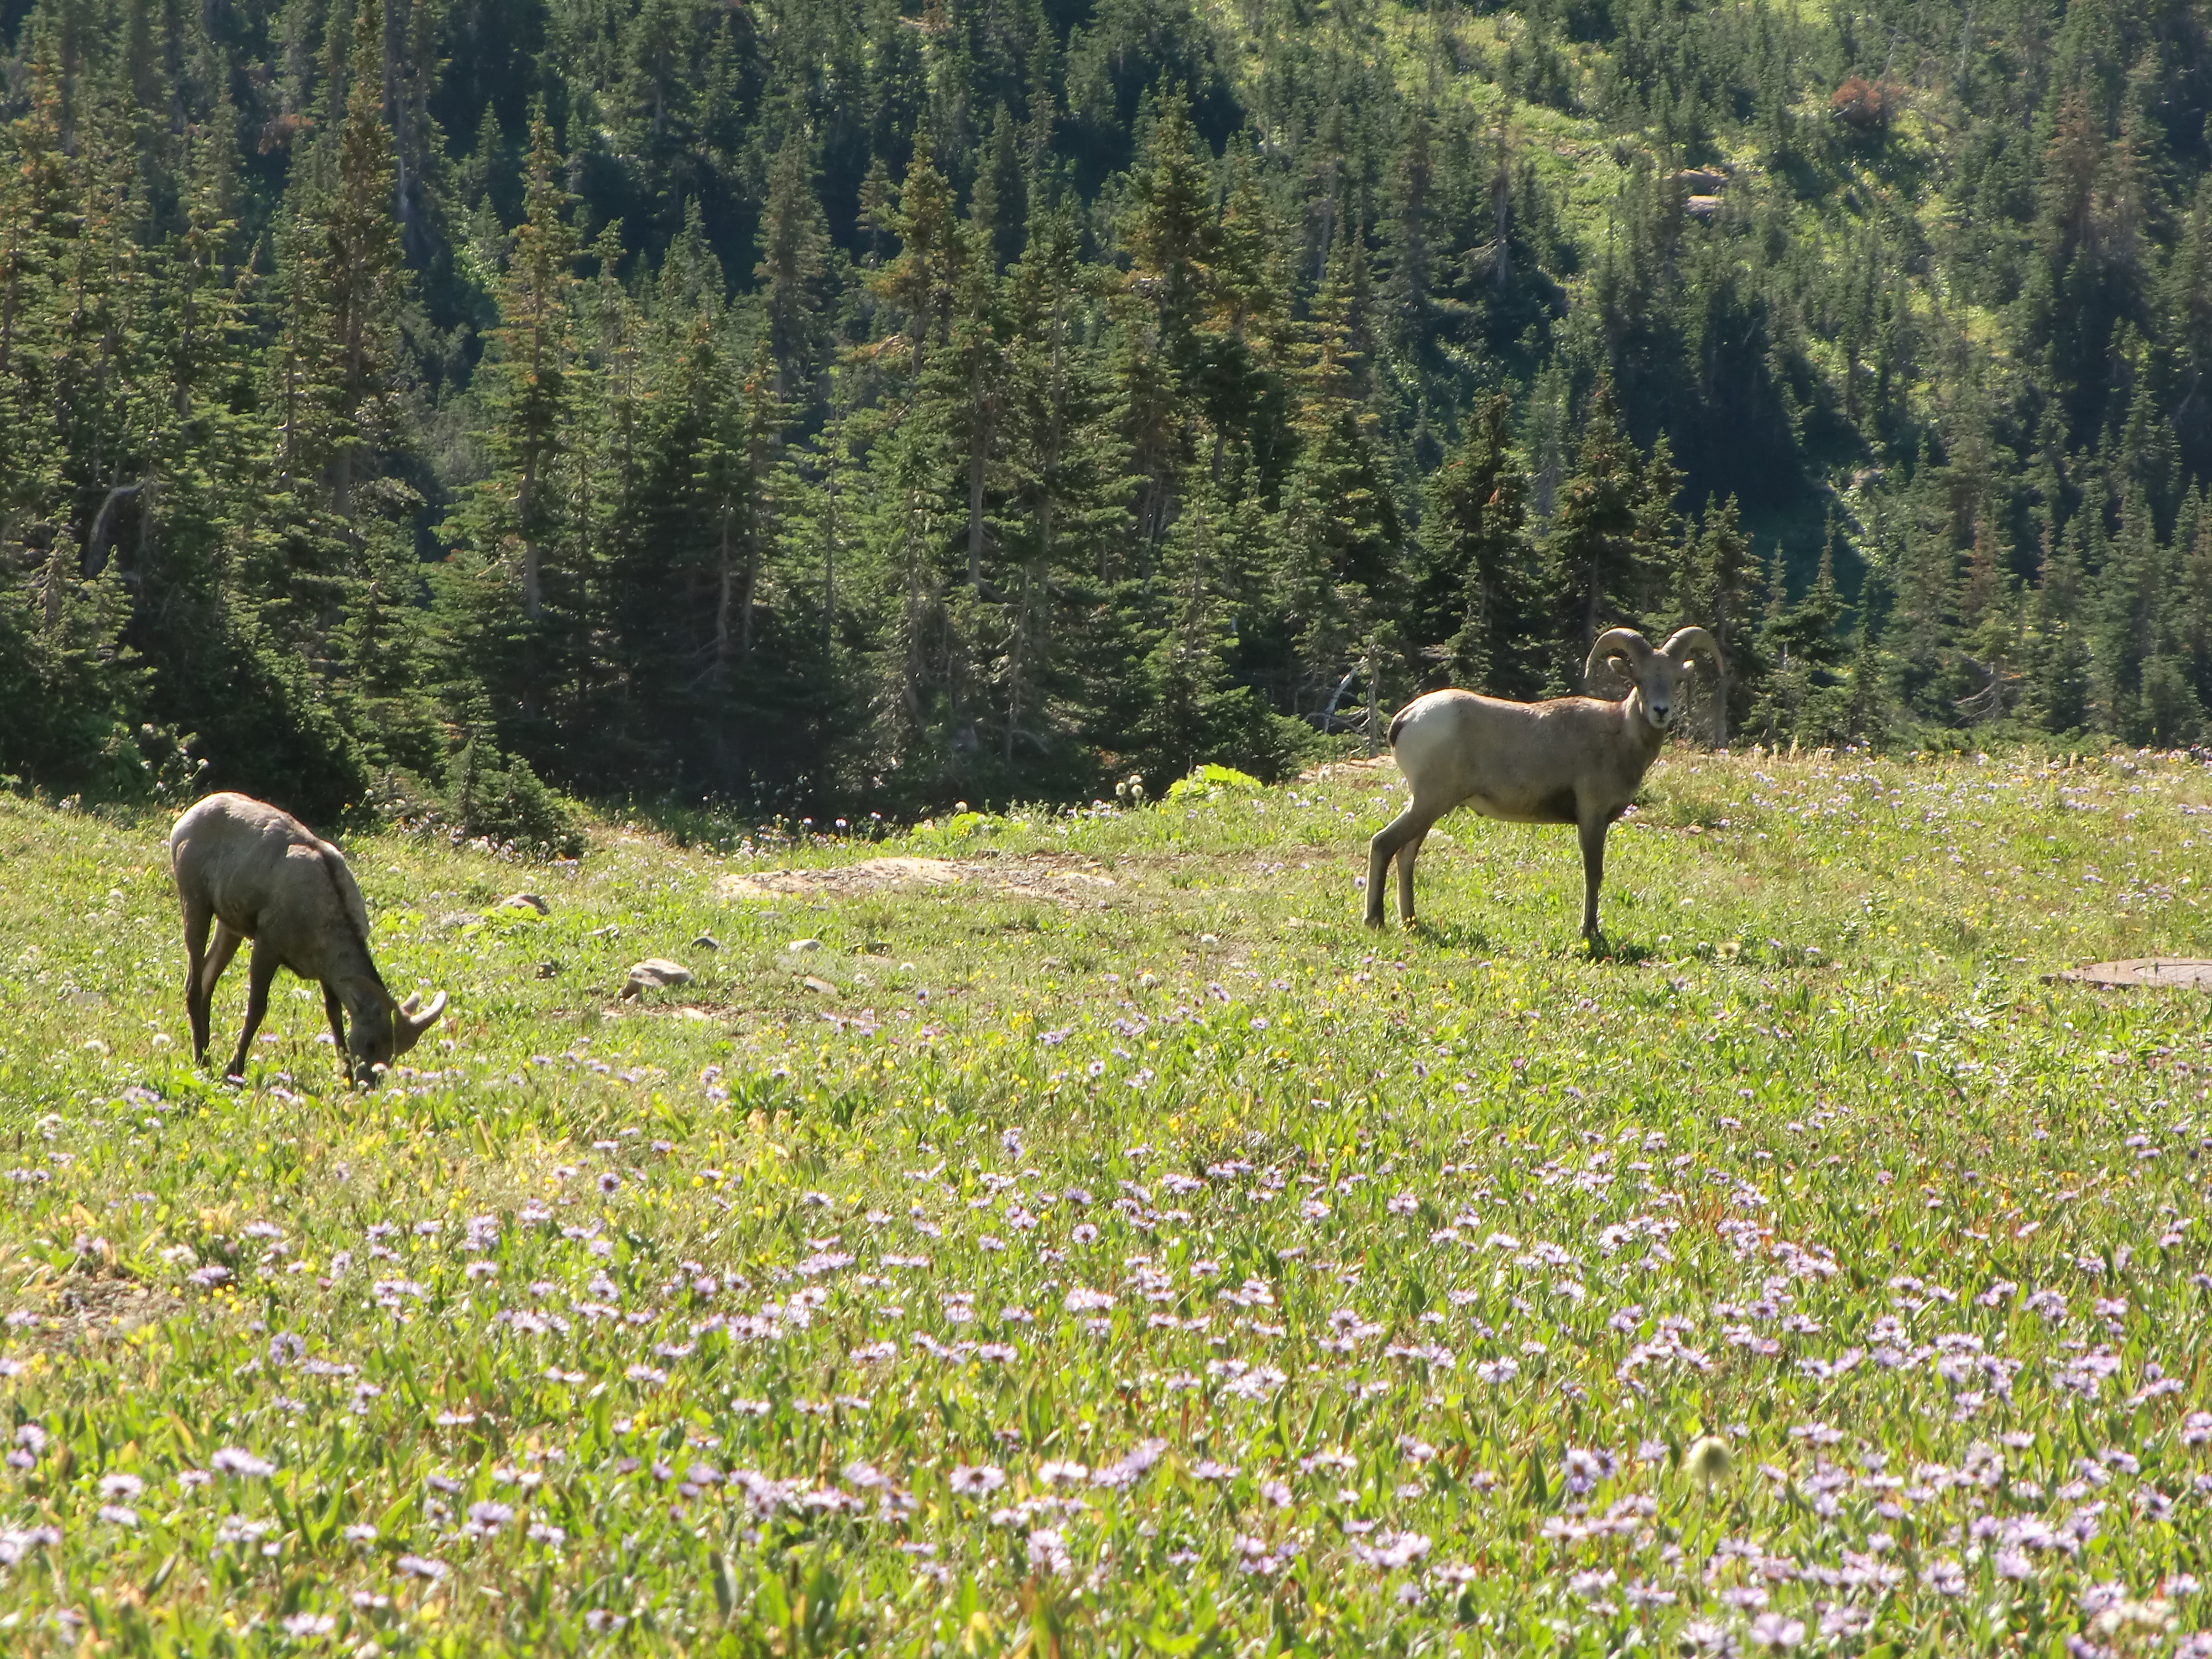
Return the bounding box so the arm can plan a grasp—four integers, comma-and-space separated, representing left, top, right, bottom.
348, 978, 400, 1015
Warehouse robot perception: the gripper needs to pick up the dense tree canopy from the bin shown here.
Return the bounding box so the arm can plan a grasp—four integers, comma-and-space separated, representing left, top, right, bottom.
7, 0, 2212, 831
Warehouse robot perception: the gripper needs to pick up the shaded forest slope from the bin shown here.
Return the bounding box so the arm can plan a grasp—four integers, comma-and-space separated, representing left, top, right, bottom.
4, 0, 2211, 825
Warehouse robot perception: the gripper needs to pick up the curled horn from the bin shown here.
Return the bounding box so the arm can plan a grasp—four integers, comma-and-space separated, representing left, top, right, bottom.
1660, 626, 1721, 671
403, 991, 447, 1035
1583, 627, 1655, 695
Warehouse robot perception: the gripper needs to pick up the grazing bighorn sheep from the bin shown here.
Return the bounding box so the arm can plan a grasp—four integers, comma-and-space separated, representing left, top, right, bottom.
169, 793, 446, 1083
1364, 627, 1721, 947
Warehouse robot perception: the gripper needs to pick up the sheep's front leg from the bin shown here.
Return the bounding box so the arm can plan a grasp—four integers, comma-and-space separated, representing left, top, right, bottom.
226, 939, 281, 1081
196, 922, 247, 1065
321, 984, 352, 1079
1577, 815, 1610, 947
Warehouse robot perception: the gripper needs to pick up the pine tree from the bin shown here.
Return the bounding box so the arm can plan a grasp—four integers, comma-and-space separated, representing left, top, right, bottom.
755, 127, 832, 398
1420, 390, 1534, 696
490, 105, 580, 628
998, 195, 1131, 778
872, 136, 962, 376
320, 0, 413, 521
1547, 379, 1670, 689
0, 39, 147, 795
2022, 523, 2091, 735
1117, 89, 1218, 554
1272, 226, 1401, 717
442, 100, 584, 770
1379, 111, 1434, 358
1677, 495, 1754, 741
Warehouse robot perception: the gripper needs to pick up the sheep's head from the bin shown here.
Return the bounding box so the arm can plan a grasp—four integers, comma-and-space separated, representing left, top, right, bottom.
1585, 627, 1723, 733
345, 983, 448, 1083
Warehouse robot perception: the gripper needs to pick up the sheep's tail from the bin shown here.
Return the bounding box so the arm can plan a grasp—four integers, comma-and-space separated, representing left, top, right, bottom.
1387, 707, 1410, 750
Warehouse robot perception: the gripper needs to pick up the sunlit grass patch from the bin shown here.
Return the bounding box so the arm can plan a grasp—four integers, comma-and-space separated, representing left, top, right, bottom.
2, 749, 2211, 1652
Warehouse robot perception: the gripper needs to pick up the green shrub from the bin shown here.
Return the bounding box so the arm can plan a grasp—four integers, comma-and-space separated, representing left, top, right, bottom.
447, 741, 586, 859
1164, 763, 1265, 801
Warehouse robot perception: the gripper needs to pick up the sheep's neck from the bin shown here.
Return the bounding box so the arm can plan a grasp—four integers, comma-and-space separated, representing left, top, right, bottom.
1620, 691, 1667, 759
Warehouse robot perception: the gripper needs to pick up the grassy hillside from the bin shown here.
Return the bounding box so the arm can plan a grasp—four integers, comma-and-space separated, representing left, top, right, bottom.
2, 749, 2211, 1651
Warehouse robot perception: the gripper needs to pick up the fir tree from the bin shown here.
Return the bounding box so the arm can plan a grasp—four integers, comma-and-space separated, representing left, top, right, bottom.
1420, 390, 1533, 697
755, 127, 832, 398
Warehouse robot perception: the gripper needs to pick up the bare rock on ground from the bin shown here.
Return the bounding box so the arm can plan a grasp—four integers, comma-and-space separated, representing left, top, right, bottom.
620, 958, 693, 1000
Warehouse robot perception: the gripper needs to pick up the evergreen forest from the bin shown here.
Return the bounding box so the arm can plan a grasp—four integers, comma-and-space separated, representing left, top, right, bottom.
6, 0, 2212, 833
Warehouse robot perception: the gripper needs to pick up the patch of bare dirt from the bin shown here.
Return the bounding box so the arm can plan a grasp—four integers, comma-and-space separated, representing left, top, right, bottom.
2046, 957, 2212, 988
1300, 757, 1396, 782
10, 1272, 181, 1354
715, 853, 1117, 905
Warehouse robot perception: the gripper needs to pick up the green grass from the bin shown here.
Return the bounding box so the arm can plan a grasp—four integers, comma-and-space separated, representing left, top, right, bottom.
2, 746, 2211, 1654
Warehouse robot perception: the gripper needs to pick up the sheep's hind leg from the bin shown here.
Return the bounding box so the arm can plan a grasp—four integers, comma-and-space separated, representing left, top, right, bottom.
1366, 808, 1426, 927
225, 939, 281, 1082
1395, 815, 1439, 930
180, 896, 216, 1061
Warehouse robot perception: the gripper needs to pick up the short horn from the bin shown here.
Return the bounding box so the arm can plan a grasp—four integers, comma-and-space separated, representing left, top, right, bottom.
1660, 626, 1721, 670
400, 992, 421, 1015
406, 991, 447, 1032
1583, 628, 1653, 695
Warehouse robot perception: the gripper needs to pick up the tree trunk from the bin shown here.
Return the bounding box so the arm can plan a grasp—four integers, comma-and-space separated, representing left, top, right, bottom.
519, 451, 541, 620
740, 518, 759, 666
967, 390, 987, 591
713, 517, 733, 685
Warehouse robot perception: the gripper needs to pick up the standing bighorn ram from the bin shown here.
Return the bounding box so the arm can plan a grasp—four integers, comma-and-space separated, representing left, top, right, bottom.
1365, 627, 1721, 947
169, 793, 446, 1083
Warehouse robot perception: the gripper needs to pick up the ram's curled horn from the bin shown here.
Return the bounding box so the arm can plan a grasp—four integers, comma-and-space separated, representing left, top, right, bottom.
1660, 626, 1721, 669
1583, 627, 1655, 693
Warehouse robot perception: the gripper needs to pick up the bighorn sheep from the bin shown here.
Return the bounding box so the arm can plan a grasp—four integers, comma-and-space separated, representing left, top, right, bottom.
1365, 627, 1720, 946
169, 793, 446, 1083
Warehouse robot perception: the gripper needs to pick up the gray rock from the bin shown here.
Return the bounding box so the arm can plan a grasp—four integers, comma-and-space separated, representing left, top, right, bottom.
620, 959, 693, 1000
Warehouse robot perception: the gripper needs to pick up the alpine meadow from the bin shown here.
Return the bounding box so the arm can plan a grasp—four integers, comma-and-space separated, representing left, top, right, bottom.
6, 754, 2212, 1653
8, 0, 2212, 1653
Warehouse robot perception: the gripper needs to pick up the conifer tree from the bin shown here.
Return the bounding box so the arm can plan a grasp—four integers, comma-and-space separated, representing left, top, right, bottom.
1117, 90, 1218, 554
755, 127, 832, 398
321, 0, 412, 520
1420, 390, 1533, 696
872, 137, 962, 376
1548, 380, 1670, 688
1677, 495, 1754, 740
